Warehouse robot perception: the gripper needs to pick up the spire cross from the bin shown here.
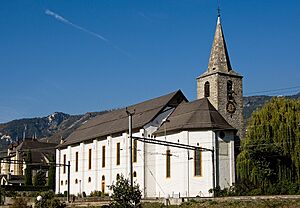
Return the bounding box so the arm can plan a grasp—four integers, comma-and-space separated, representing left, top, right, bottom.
217, 0, 221, 17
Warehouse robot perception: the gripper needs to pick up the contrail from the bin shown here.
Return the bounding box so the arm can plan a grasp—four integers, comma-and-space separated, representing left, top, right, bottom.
45, 9, 132, 58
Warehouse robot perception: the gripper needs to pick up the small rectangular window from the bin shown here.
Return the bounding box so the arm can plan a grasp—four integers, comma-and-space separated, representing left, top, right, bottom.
102, 145, 106, 168
116, 143, 120, 165
166, 150, 171, 178
63, 154, 66, 174
88, 149, 92, 170
75, 152, 79, 172
133, 140, 137, 163
194, 149, 202, 176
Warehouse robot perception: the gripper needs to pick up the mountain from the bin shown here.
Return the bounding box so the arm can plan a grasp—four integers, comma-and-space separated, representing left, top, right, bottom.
243, 92, 300, 121
0, 111, 108, 149
0, 92, 299, 151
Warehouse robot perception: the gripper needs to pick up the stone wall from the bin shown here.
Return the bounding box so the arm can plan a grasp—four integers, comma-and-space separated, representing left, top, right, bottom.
197, 73, 244, 139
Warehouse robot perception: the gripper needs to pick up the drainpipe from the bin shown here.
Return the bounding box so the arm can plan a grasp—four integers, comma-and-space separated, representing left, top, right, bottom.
211, 147, 215, 197
187, 131, 190, 198
58, 149, 61, 194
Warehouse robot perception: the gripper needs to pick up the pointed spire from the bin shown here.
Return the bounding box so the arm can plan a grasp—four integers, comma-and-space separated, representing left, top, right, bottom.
207, 15, 232, 73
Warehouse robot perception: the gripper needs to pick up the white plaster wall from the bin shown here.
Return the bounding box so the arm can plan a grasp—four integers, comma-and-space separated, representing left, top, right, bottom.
56, 129, 235, 198
151, 131, 214, 198
144, 141, 156, 197
56, 130, 146, 196
55, 149, 61, 193
216, 131, 235, 188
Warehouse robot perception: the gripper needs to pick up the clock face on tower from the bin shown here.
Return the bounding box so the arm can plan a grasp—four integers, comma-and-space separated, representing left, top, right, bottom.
226, 101, 236, 114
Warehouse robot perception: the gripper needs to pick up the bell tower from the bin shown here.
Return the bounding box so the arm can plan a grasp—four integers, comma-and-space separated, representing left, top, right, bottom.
197, 15, 244, 138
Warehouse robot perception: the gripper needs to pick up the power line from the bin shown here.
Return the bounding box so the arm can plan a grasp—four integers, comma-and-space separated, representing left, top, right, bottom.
245, 85, 300, 96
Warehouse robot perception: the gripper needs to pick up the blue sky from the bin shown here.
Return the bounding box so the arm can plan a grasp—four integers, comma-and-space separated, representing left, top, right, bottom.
1, 0, 299, 123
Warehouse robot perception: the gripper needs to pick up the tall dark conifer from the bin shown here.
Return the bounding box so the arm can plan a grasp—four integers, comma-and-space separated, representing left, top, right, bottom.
24, 150, 32, 186
48, 157, 55, 190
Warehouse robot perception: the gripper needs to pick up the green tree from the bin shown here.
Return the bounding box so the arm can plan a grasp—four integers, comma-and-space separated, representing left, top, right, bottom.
33, 170, 47, 186
24, 150, 32, 186
237, 98, 300, 194
48, 162, 55, 190
109, 175, 141, 208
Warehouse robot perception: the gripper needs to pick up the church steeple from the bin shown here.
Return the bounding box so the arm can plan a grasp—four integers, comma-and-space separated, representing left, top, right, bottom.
207, 15, 232, 73
197, 13, 244, 139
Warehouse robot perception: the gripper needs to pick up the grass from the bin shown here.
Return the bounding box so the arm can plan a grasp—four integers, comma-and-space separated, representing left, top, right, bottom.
141, 198, 300, 208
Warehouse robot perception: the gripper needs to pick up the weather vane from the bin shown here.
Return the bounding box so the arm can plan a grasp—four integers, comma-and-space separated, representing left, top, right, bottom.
217, 0, 221, 17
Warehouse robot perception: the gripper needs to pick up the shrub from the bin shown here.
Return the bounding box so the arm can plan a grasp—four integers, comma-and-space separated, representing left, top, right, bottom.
9, 197, 30, 208
35, 190, 66, 208
109, 174, 142, 208
90, 190, 102, 197
209, 185, 236, 197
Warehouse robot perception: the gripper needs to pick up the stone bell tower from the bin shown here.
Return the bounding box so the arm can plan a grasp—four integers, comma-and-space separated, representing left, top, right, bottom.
197, 15, 244, 138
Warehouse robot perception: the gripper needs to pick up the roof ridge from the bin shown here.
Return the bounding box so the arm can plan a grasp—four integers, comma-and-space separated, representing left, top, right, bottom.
61, 90, 186, 147
77, 105, 164, 131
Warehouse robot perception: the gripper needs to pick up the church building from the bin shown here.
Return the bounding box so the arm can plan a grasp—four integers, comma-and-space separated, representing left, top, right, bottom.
55, 15, 243, 198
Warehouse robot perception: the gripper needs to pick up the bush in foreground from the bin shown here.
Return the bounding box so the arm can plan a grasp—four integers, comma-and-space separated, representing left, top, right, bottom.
35, 191, 66, 208
109, 175, 141, 208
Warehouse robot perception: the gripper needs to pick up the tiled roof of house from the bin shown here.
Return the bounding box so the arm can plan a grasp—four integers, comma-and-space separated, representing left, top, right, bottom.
59, 90, 187, 148
16, 139, 57, 151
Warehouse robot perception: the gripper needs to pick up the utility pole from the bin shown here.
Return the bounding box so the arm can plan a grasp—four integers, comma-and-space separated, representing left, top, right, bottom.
126, 108, 135, 188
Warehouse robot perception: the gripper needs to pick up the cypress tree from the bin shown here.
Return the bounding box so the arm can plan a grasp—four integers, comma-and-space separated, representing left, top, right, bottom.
48, 160, 55, 190
24, 150, 32, 186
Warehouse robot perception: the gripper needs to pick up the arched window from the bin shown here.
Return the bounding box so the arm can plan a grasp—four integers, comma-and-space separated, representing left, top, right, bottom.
116, 174, 120, 180
75, 179, 78, 184
204, 82, 210, 97
133, 171, 137, 178
227, 80, 233, 101
88, 177, 91, 183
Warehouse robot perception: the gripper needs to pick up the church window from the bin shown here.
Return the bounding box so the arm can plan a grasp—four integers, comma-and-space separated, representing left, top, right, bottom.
166, 150, 171, 178
227, 80, 233, 101
133, 140, 137, 163
75, 152, 79, 172
61, 180, 63, 186
194, 149, 202, 176
116, 174, 120, 180
102, 146, 106, 168
88, 177, 91, 183
133, 171, 137, 178
75, 179, 78, 184
116, 143, 120, 165
101, 175, 105, 193
88, 149, 92, 170
204, 82, 210, 97
63, 154, 66, 174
